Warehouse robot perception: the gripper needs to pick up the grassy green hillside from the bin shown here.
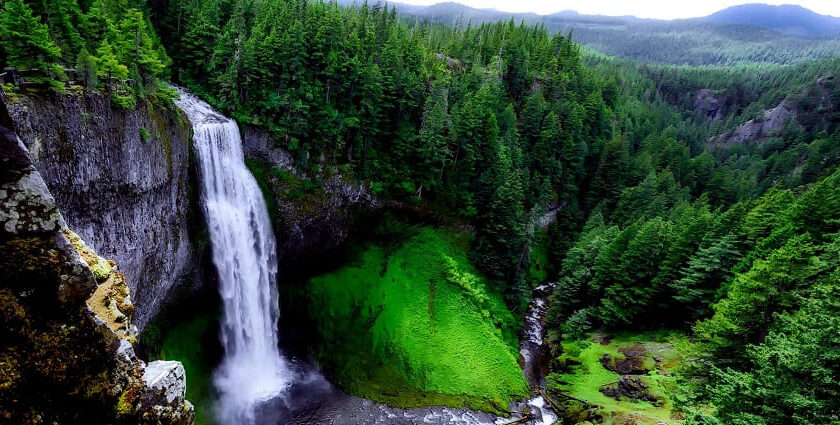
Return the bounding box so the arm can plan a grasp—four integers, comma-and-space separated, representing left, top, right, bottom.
547, 331, 687, 425
306, 226, 528, 413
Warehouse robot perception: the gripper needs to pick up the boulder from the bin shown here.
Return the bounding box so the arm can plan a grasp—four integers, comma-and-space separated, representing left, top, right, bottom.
143, 361, 188, 404
599, 345, 654, 375
599, 376, 659, 404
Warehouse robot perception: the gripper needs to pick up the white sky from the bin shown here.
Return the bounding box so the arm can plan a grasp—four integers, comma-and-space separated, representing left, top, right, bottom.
396, 0, 840, 20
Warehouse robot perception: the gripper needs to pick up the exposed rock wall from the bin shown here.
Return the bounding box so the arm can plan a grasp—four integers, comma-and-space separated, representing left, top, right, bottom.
692, 88, 727, 121
5, 93, 196, 329
241, 126, 379, 267
0, 117, 193, 424
709, 73, 838, 148
709, 99, 795, 148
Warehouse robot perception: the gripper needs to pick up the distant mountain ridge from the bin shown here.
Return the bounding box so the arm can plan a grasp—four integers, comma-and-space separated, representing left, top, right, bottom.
704, 4, 840, 38
348, 1, 840, 65
368, 1, 840, 38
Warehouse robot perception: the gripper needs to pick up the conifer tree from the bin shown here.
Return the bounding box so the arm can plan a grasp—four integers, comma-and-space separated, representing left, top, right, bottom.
96, 40, 128, 83
75, 47, 98, 89
0, 0, 64, 87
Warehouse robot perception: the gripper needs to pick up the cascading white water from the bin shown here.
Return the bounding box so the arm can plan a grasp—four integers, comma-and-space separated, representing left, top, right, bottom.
175, 89, 292, 425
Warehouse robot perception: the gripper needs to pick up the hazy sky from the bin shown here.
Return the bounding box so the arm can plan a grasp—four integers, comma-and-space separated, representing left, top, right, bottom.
394, 0, 840, 19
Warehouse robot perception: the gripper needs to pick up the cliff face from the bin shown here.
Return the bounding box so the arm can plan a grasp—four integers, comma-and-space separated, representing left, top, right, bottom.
5, 93, 196, 330
241, 126, 379, 268
709, 74, 838, 148
0, 115, 193, 424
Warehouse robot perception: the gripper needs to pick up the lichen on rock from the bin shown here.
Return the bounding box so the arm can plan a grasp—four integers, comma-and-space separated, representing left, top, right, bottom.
6, 91, 197, 330
0, 111, 194, 424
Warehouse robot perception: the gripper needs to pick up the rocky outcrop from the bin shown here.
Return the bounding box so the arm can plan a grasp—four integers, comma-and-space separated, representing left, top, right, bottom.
709, 73, 838, 148
692, 88, 726, 121
241, 126, 379, 267
709, 99, 795, 147
0, 118, 193, 424
599, 344, 654, 375
600, 376, 659, 404
4, 92, 197, 330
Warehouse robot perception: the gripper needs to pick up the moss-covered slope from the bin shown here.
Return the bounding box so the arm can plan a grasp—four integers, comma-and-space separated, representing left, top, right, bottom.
547, 331, 686, 424
306, 226, 528, 413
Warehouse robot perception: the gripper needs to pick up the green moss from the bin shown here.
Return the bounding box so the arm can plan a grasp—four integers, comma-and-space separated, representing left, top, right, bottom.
548, 331, 686, 424
245, 158, 281, 226
1, 83, 21, 103
307, 226, 528, 414
528, 235, 550, 285
88, 258, 112, 282
154, 313, 218, 425
115, 389, 135, 416
162, 133, 173, 175
245, 157, 326, 223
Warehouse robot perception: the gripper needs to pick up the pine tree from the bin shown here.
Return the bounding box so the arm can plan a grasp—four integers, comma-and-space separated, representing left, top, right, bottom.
96, 40, 128, 83
0, 0, 64, 87
75, 47, 98, 89
671, 233, 741, 319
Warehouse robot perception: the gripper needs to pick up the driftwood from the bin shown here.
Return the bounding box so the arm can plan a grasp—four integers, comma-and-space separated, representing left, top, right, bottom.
498, 413, 534, 425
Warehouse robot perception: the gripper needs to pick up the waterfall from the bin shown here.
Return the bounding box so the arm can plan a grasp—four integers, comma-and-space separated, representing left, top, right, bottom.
175, 89, 292, 425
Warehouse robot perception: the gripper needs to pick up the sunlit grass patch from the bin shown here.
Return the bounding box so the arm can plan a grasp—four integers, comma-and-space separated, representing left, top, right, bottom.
307, 226, 528, 413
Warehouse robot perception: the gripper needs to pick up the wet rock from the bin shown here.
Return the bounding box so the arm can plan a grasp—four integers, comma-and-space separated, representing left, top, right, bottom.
599, 376, 659, 405
0, 119, 193, 424
5, 92, 196, 330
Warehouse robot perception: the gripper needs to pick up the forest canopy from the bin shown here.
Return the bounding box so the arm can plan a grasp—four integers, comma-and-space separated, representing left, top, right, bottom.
2, 0, 840, 423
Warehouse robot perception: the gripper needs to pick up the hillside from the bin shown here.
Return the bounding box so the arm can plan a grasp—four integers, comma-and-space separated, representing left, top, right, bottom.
383, 1, 840, 65
704, 3, 840, 38
3, 1, 840, 425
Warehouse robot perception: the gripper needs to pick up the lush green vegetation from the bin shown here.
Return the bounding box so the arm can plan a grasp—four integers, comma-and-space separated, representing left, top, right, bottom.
395, 2, 840, 66
7, 0, 840, 422
544, 62, 840, 425
306, 224, 528, 412
0, 0, 170, 103
150, 0, 627, 313
547, 331, 686, 424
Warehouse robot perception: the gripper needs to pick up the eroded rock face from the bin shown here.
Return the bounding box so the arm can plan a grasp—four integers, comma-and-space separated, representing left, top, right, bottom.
692, 89, 727, 121
710, 99, 795, 148
5, 92, 197, 330
241, 126, 379, 267
709, 73, 838, 148
0, 116, 193, 424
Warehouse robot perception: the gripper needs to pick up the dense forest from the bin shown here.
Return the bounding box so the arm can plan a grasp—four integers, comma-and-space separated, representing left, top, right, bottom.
393, 1, 840, 66
2, 0, 839, 423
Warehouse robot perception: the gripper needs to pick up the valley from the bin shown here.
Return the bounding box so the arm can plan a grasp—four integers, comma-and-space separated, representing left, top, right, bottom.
1, 1, 839, 424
